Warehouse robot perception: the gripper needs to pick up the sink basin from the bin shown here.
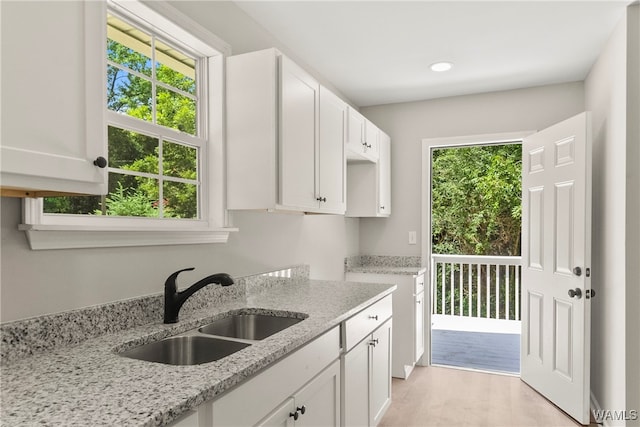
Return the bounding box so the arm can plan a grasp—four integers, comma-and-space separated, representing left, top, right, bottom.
199, 314, 304, 340
120, 336, 250, 365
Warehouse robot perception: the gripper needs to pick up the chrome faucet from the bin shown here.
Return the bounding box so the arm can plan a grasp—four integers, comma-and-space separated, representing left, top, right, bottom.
164, 267, 234, 323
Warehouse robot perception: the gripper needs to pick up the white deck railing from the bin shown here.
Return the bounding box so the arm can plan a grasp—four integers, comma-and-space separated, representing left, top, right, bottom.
431, 254, 522, 321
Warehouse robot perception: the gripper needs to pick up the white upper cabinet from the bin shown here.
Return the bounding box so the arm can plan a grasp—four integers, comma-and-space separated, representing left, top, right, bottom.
318, 87, 347, 214
346, 130, 391, 217
364, 119, 380, 161
279, 55, 319, 211
227, 48, 345, 214
346, 107, 378, 163
0, 1, 107, 197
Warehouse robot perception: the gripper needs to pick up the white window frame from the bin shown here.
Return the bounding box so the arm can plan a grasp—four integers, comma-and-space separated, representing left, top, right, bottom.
20, 0, 237, 250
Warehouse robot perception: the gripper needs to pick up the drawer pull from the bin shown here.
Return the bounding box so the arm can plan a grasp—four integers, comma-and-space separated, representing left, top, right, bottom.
297, 406, 306, 415
369, 315, 379, 320
290, 411, 299, 421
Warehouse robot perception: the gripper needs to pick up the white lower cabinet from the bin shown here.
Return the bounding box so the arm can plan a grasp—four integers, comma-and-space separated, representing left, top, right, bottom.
258, 360, 340, 427
166, 294, 396, 427
346, 272, 425, 379
343, 318, 392, 427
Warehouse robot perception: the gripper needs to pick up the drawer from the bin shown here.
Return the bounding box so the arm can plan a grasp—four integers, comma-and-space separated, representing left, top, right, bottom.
212, 326, 340, 426
344, 294, 392, 352
414, 273, 425, 295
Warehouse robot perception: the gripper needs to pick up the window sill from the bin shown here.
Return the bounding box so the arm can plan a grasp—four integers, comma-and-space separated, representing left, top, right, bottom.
19, 224, 238, 250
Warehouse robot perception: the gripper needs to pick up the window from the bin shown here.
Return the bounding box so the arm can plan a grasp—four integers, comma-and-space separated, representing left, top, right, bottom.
21, 0, 233, 249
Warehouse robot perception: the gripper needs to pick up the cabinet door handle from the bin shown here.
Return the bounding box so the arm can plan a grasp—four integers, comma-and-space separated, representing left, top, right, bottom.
316, 196, 327, 202
289, 411, 299, 421
380, 206, 385, 210
369, 315, 378, 320
297, 406, 306, 415
93, 156, 107, 168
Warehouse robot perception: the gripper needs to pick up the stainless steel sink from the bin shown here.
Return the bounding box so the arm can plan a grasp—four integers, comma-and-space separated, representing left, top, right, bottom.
120, 336, 250, 365
199, 314, 304, 340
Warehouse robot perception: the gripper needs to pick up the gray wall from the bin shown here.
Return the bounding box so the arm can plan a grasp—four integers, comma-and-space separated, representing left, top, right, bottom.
360, 81, 585, 257
586, 4, 640, 422
0, 1, 359, 322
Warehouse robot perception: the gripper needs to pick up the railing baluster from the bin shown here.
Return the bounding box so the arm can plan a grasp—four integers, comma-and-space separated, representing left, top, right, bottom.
458, 263, 463, 316
495, 264, 500, 320
441, 262, 445, 315
486, 264, 490, 318
467, 262, 472, 317
506, 265, 511, 320
476, 263, 481, 318
450, 263, 454, 315
515, 265, 520, 321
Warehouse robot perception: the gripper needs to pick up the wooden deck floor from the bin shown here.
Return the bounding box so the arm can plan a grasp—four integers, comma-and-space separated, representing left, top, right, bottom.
431, 329, 520, 374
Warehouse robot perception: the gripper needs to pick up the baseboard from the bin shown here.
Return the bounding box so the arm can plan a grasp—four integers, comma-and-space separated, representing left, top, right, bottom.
591, 390, 608, 427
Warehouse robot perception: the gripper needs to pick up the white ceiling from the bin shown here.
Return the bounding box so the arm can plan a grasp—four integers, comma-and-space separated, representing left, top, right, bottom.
234, 1, 631, 107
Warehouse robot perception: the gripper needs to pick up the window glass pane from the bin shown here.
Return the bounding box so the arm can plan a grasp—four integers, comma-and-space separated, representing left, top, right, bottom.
102, 173, 160, 218
107, 14, 152, 76
157, 87, 196, 135
163, 181, 198, 219
107, 65, 152, 122
155, 39, 196, 95
108, 126, 158, 173
163, 141, 197, 180
43, 195, 102, 215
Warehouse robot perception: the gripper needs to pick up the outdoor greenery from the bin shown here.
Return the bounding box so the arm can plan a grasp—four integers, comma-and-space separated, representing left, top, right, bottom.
431, 144, 522, 319
432, 144, 522, 257
44, 33, 198, 219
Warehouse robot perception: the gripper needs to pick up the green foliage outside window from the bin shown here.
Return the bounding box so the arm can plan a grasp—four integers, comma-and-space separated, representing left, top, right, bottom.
44, 25, 199, 219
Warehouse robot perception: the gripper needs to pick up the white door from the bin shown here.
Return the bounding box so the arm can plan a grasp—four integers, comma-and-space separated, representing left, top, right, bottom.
521, 112, 592, 425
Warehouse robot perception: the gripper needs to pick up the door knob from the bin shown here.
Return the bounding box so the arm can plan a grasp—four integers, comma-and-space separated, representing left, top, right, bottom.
93, 156, 107, 168
568, 288, 582, 299
573, 267, 582, 276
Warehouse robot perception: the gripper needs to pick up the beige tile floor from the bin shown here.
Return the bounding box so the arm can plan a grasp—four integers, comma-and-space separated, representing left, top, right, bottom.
379, 366, 598, 427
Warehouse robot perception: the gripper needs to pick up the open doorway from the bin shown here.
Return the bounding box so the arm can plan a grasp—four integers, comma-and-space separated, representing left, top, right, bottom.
428, 141, 522, 375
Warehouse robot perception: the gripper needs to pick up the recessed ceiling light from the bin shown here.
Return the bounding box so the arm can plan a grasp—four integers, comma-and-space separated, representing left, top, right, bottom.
430, 62, 453, 72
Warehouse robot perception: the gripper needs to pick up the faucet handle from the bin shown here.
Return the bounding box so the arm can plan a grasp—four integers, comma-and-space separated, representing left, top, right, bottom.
165, 267, 195, 288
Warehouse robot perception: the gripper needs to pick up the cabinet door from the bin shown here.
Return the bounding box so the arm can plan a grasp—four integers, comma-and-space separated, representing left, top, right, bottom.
371, 320, 392, 426
377, 133, 391, 216
0, 1, 107, 195
296, 360, 341, 427
346, 108, 366, 158
343, 337, 370, 427
364, 120, 379, 161
258, 398, 296, 427
318, 87, 346, 214
279, 56, 319, 210
415, 291, 425, 362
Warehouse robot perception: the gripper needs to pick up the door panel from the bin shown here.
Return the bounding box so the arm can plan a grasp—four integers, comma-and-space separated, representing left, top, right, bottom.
318, 87, 346, 213
279, 56, 319, 210
521, 112, 591, 425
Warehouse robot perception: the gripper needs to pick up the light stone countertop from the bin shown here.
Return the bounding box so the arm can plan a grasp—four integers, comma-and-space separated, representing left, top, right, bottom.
0, 279, 395, 427
344, 255, 426, 276
345, 266, 427, 276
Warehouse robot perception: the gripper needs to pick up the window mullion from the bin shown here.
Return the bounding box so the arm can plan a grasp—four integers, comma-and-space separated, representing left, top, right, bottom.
158, 137, 164, 218
151, 35, 158, 127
